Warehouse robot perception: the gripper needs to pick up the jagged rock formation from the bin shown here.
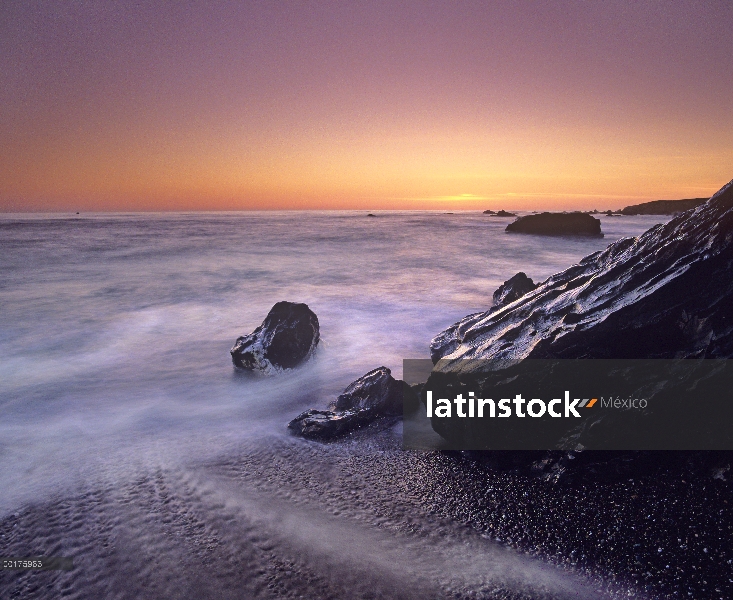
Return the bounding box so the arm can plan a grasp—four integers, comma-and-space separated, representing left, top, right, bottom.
231, 301, 319, 373
432, 179, 733, 368
621, 198, 707, 215
288, 367, 411, 440
427, 179, 733, 451
505, 212, 602, 236
491, 272, 537, 311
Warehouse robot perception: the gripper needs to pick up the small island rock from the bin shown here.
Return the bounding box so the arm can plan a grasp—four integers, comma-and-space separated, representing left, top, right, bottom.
506, 212, 602, 236
484, 209, 516, 217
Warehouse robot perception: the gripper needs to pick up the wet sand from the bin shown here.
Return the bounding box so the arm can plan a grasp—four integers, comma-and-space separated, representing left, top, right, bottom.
1, 420, 730, 599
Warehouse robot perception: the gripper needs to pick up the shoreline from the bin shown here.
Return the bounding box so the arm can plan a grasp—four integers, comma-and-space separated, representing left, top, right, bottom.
2, 422, 730, 599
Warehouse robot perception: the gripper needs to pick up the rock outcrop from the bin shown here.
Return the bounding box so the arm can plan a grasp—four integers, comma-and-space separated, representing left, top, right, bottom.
484, 209, 516, 217
231, 301, 319, 373
620, 198, 707, 215
427, 179, 733, 449
491, 272, 537, 311
288, 367, 412, 440
505, 212, 602, 236
432, 180, 733, 367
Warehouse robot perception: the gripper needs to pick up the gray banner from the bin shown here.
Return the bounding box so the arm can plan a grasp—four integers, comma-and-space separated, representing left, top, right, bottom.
403, 359, 733, 450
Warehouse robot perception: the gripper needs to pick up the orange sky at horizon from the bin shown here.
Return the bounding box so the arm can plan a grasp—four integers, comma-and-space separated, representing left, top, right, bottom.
1, 2, 732, 213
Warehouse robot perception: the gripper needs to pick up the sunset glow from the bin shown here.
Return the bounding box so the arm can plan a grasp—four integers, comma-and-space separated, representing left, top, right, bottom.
1, 1, 731, 212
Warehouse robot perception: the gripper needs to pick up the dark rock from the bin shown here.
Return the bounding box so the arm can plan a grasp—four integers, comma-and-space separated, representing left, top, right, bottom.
332, 366, 403, 414
287, 409, 372, 440
491, 272, 537, 311
428, 179, 733, 447
367, 213, 376, 217
483, 209, 516, 216
505, 212, 602, 236
231, 301, 319, 373
433, 179, 733, 366
406, 382, 424, 414
620, 198, 707, 215
288, 367, 416, 440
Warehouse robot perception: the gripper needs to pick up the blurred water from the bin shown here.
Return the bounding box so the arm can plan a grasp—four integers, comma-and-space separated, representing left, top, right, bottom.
0, 210, 668, 512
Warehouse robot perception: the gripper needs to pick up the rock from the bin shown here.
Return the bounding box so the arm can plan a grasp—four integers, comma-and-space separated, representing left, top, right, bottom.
433, 179, 733, 366
287, 409, 371, 440
332, 366, 403, 414
505, 212, 602, 236
620, 198, 707, 215
231, 301, 319, 373
367, 213, 376, 217
484, 209, 516, 216
427, 178, 733, 449
288, 367, 416, 440
491, 272, 537, 310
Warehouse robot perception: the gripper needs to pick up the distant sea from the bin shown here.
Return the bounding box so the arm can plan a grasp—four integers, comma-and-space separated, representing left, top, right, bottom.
0, 210, 667, 513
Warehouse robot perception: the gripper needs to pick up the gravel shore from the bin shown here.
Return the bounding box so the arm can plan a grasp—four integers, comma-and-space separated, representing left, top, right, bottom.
1, 420, 730, 599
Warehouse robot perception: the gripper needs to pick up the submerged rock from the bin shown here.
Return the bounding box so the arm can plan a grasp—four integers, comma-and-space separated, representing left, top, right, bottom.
505, 212, 602, 236
231, 301, 319, 373
288, 367, 413, 440
491, 272, 537, 311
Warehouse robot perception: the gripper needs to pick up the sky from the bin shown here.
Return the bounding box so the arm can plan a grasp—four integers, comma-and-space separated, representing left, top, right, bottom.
1, 0, 732, 212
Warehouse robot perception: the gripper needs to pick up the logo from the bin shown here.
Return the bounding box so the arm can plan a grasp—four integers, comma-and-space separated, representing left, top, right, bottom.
425, 391, 644, 419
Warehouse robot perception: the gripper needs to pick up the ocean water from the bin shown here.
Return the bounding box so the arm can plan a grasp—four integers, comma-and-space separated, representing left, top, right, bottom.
0, 210, 667, 514
1, 210, 684, 600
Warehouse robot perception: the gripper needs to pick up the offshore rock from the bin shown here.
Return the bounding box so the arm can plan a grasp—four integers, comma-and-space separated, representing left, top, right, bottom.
432, 179, 733, 367
506, 212, 602, 236
620, 198, 707, 215
231, 301, 319, 373
288, 367, 413, 440
484, 209, 516, 217
491, 272, 537, 311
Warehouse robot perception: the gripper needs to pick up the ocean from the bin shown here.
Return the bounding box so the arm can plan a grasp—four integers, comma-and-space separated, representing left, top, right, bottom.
0, 210, 671, 599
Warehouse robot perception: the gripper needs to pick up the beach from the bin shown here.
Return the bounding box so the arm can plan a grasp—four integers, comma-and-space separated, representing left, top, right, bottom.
1, 211, 728, 599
